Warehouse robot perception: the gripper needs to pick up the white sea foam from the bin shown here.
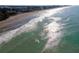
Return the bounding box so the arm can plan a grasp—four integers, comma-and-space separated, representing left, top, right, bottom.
0, 6, 69, 45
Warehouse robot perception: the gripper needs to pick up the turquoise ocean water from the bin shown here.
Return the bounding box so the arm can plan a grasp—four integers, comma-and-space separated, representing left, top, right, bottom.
0, 6, 79, 53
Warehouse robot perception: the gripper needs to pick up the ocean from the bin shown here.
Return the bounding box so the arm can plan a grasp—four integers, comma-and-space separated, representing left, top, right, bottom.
0, 6, 79, 53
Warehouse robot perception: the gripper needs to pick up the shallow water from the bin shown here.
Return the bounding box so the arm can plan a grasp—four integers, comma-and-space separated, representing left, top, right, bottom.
0, 6, 79, 53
